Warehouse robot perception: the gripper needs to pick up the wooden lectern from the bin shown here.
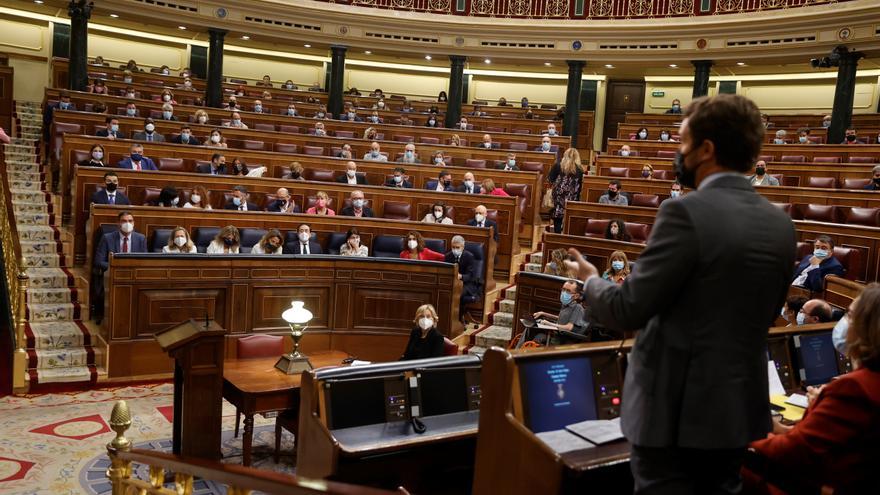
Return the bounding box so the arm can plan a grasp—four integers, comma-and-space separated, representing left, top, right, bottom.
155, 319, 227, 460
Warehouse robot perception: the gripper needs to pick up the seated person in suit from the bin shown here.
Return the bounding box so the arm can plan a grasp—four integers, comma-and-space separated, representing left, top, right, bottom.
601, 250, 630, 285
796, 298, 833, 326
91, 171, 131, 205
468, 205, 499, 242
363, 142, 388, 162
598, 179, 628, 205
170, 124, 201, 145
400, 304, 446, 360
224, 111, 248, 129
229, 158, 249, 177
424, 115, 440, 128
43, 91, 75, 137
224, 97, 240, 110
283, 80, 297, 90
336, 161, 368, 185
401, 100, 414, 113
431, 151, 447, 166
160, 103, 178, 121
157, 186, 180, 207
796, 128, 812, 144
429, 170, 454, 192
498, 152, 519, 171
539, 136, 553, 153
670, 181, 684, 199
123, 87, 137, 99
252, 229, 284, 255
791, 235, 846, 292
401, 231, 445, 261
400, 145, 424, 166
445, 235, 481, 314
224, 185, 258, 211
423, 202, 453, 224
385, 167, 413, 188
313, 104, 328, 119
470, 104, 486, 117
183, 185, 212, 209
267, 187, 299, 213
313, 121, 327, 137
258, 75, 273, 87
132, 118, 165, 142
744, 283, 880, 495
306, 191, 336, 215
163, 226, 198, 253
92, 211, 147, 321
531, 279, 588, 344
665, 98, 682, 114
340, 228, 368, 257
334, 143, 353, 158
618, 144, 633, 157
96, 116, 126, 140
285, 103, 298, 117
206, 225, 240, 254
456, 117, 469, 131
367, 110, 381, 124
843, 128, 861, 145
252, 100, 268, 114
456, 172, 482, 194
79, 144, 107, 168
481, 178, 510, 197
291, 224, 322, 254
285, 161, 305, 180
196, 153, 227, 175
340, 106, 363, 122
160, 88, 175, 104
545, 123, 558, 136
194, 109, 210, 125
116, 143, 157, 171
207, 129, 227, 148
772, 129, 787, 145
480, 134, 495, 149
340, 190, 374, 218
749, 161, 779, 186
866, 165, 880, 191
124, 101, 139, 118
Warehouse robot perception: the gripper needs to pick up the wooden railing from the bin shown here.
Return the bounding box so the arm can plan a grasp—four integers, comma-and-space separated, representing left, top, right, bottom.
105, 400, 397, 495
0, 144, 30, 391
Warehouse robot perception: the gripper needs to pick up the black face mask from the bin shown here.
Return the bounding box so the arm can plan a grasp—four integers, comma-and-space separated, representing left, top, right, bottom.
755, 166, 766, 176
674, 151, 698, 189
873, 177, 880, 185
223, 238, 235, 246
846, 134, 856, 142
290, 172, 301, 179
105, 182, 118, 192
607, 189, 618, 198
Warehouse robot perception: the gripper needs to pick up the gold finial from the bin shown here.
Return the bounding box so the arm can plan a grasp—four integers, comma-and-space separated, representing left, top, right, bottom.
108, 400, 132, 451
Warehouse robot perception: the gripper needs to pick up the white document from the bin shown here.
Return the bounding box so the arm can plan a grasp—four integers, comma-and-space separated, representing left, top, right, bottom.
785, 393, 809, 409
535, 429, 595, 453
565, 417, 624, 445
767, 361, 787, 397
350, 360, 372, 366
537, 320, 557, 330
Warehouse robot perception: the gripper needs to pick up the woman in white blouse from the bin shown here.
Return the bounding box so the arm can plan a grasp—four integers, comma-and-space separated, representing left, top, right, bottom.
422, 202, 454, 225
206, 225, 240, 254
183, 185, 212, 209
339, 228, 368, 257
162, 226, 198, 254
251, 229, 283, 255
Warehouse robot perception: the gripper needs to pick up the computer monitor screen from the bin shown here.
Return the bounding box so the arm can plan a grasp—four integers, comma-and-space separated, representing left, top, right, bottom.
519, 356, 597, 433
418, 366, 482, 416
795, 332, 839, 387
325, 373, 408, 430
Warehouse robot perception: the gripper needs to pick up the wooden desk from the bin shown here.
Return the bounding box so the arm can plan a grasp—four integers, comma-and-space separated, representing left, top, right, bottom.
223, 351, 349, 466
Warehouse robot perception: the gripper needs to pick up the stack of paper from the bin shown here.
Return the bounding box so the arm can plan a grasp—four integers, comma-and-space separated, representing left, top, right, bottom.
565, 417, 624, 445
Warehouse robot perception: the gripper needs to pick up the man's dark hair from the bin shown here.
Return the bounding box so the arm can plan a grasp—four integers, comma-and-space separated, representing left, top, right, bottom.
439, 170, 451, 179
233, 185, 248, 194
816, 234, 835, 249
684, 94, 764, 172
786, 295, 808, 314
211, 153, 224, 162
103, 171, 118, 180
117, 210, 132, 220
810, 301, 833, 323
105, 116, 117, 123
394, 167, 406, 174
609, 179, 622, 189
180, 125, 191, 131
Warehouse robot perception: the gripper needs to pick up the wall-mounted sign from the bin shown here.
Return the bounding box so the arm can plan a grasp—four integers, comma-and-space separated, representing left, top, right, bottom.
652, 90, 665, 97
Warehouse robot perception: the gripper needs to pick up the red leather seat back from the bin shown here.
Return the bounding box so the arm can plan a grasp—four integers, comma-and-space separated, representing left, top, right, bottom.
584, 219, 610, 237
466, 159, 487, 168
632, 194, 660, 208
279, 125, 300, 134
608, 167, 630, 178
382, 201, 412, 220
303, 169, 336, 182
443, 338, 458, 356
834, 246, 862, 281
274, 143, 298, 153
419, 136, 440, 144
844, 207, 880, 227
334, 130, 354, 138
508, 142, 528, 151
303, 146, 324, 156
771, 202, 792, 217
812, 156, 840, 164
656, 151, 676, 159
158, 158, 185, 171
801, 204, 837, 223
806, 177, 836, 189
758, 155, 775, 163
242, 140, 265, 151
254, 123, 275, 132
781, 155, 805, 162
842, 178, 871, 190
625, 222, 650, 243
393, 135, 414, 143
236, 334, 284, 359
848, 156, 876, 164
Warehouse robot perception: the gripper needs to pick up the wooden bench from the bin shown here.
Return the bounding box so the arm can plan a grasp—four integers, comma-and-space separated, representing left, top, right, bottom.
605, 138, 880, 162
615, 123, 838, 144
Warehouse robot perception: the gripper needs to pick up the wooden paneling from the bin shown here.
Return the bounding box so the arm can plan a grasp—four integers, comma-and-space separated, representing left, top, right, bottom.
105, 255, 462, 379
625, 112, 880, 130
605, 138, 880, 161
602, 81, 645, 152
0, 66, 13, 134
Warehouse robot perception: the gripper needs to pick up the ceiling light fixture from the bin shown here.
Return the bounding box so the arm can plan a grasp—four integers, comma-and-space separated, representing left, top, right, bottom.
365, 50, 372, 54
484, 59, 491, 64
34, 0, 44, 4
110, 13, 119, 18
544, 62, 552, 66
736, 62, 746, 66
425, 55, 432, 60
178, 26, 187, 30
304, 44, 311, 48
604, 64, 615, 68
241, 35, 250, 40
669, 64, 678, 68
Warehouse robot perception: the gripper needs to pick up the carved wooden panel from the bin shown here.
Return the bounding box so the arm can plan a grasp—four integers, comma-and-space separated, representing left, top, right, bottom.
252, 285, 332, 330
134, 289, 225, 337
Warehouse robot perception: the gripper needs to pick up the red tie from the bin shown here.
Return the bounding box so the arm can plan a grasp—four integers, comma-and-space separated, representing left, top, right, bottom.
122, 236, 129, 253
134, 162, 141, 171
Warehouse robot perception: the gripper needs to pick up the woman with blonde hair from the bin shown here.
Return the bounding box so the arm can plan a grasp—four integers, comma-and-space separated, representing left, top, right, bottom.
251, 229, 283, 255
602, 251, 630, 285
449, 134, 462, 147
641, 164, 655, 180
543, 248, 578, 278
548, 147, 584, 233
481, 178, 510, 197
286, 161, 305, 180
363, 127, 378, 140
400, 304, 446, 360
206, 225, 240, 254
183, 185, 212, 209
306, 191, 335, 215
193, 109, 210, 126
163, 227, 197, 253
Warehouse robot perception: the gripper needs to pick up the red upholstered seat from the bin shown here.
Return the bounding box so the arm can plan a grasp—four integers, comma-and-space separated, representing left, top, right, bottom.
842, 178, 872, 190
382, 201, 412, 220
806, 177, 836, 189
334, 130, 354, 138
254, 123, 275, 132
584, 219, 610, 238
141, 187, 162, 206
466, 159, 487, 168
844, 207, 880, 227
653, 170, 672, 181
53, 122, 82, 161
73, 149, 91, 164
274, 143, 298, 153
302, 146, 324, 156
242, 140, 265, 151
607, 167, 630, 178
632, 194, 660, 208
303, 169, 336, 182
800, 204, 838, 223
780, 155, 805, 162
812, 156, 840, 164
236, 334, 284, 358
504, 184, 531, 216
848, 156, 876, 164
279, 125, 300, 134
771, 202, 792, 217
443, 338, 458, 356
158, 158, 185, 171
393, 135, 414, 143
508, 142, 528, 151
419, 136, 440, 144
486, 126, 505, 133
625, 222, 650, 243
656, 151, 676, 159
512, 129, 531, 134
758, 155, 775, 163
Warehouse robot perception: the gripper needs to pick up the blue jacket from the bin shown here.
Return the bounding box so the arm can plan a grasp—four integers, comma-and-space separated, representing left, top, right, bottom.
116, 156, 158, 171
95, 230, 147, 270
792, 254, 846, 292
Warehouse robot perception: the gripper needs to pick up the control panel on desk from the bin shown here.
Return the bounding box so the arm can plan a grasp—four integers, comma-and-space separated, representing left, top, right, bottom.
593, 353, 623, 419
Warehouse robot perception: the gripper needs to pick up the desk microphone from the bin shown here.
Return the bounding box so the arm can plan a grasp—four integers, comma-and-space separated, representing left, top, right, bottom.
411, 416, 427, 434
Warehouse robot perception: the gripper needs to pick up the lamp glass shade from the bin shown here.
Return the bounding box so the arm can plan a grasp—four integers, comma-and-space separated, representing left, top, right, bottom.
282, 301, 313, 325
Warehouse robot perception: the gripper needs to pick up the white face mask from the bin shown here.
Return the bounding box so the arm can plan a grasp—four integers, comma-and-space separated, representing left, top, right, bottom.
298, 232, 310, 243
162, 95, 171, 102
484, 142, 492, 148
211, 134, 221, 143
475, 213, 485, 223
145, 123, 155, 132
191, 194, 201, 204
638, 131, 647, 139
347, 170, 356, 178
418, 317, 434, 330
407, 239, 418, 250
197, 116, 208, 124
451, 248, 463, 257
174, 236, 187, 247
120, 222, 134, 234
464, 180, 474, 188
434, 210, 444, 218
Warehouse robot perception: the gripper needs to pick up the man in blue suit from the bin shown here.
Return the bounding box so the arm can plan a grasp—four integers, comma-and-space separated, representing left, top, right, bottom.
791, 235, 846, 293
426, 170, 454, 192
467, 204, 499, 242
90, 171, 131, 206
116, 143, 157, 171
444, 236, 482, 321
92, 211, 147, 323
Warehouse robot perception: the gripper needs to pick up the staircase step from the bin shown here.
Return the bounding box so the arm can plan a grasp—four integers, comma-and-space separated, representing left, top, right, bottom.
28, 347, 92, 369
504, 286, 517, 300
23, 253, 61, 268
524, 262, 542, 273
499, 298, 515, 313
31, 366, 95, 385
10, 180, 43, 191
467, 346, 487, 356
26, 268, 73, 288
491, 311, 513, 327
14, 204, 50, 216
26, 321, 88, 349
19, 226, 58, 242
27, 287, 73, 304
27, 302, 79, 322
21, 240, 59, 255
475, 325, 512, 348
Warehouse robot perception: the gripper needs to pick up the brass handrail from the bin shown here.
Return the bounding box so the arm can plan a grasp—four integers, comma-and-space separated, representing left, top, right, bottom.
0, 143, 29, 390
105, 401, 398, 495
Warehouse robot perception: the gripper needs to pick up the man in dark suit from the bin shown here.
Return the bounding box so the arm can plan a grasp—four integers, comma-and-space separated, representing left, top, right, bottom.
43, 91, 76, 138
131, 118, 165, 142
566, 94, 796, 494
335, 161, 369, 185
223, 185, 258, 211
195, 153, 227, 175
791, 235, 845, 293
339, 190, 375, 218
96, 116, 126, 140
92, 211, 147, 323
170, 124, 201, 145
288, 224, 323, 254
427, 170, 454, 192
445, 236, 481, 319
116, 143, 157, 171
91, 172, 131, 205
266, 187, 300, 213
339, 107, 363, 122
455, 172, 482, 194
384, 167, 413, 188
467, 204, 499, 242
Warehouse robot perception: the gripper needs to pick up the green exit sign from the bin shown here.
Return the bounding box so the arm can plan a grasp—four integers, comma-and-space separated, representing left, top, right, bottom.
652, 90, 665, 97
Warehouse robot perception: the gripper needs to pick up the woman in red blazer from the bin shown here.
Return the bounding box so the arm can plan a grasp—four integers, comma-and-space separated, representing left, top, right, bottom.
400, 231, 445, 261
744, 283, 880, 495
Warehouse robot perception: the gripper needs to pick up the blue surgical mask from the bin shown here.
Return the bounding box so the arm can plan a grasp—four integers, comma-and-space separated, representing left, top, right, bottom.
110, 124, 119, 132
620, 150, 630, 157
660, 134, 670, 141
288, 109, 296, 116
371, 116, 379, 123
638, 131, 647, 139
799, 136, 808, 143
672, 104, 680, 111
670, 190, 681, 198
393, 176, 403, 183
814, 249, 829, 259
348, 112, 355, 119
508, 159, 516, 167
317, 112, 325, 118
796, 311, 807, 326
126, 108, 137, 116
405, 151, 414, 159
773, 139, 784, 145
60, 102, 70, 110
542, 143, 551, 151
232, 197, 242, 206
611, 261, 625, 271
352, 199, 364, 208
832, 317, 849, 354
560, 291, 573, 305
254, 105, 262, 113
232, 119, 241, 126
162, 111, 172, 119
548, 129, 557, 136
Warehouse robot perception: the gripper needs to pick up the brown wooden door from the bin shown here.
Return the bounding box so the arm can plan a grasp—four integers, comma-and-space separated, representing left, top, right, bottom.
601, 80, 646, 151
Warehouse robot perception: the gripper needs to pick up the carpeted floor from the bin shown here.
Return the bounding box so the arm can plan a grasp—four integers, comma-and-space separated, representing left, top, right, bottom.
0, 383, 295, 495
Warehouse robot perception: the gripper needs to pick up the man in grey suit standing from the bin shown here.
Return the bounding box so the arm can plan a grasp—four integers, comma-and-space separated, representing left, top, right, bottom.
567, 94, 796, 494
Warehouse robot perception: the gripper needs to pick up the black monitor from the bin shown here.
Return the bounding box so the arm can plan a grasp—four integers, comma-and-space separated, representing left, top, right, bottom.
794, 332, 839, 387
417, 366, 482, 417
324, 373, 409, 430
519, 355, 598, 434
